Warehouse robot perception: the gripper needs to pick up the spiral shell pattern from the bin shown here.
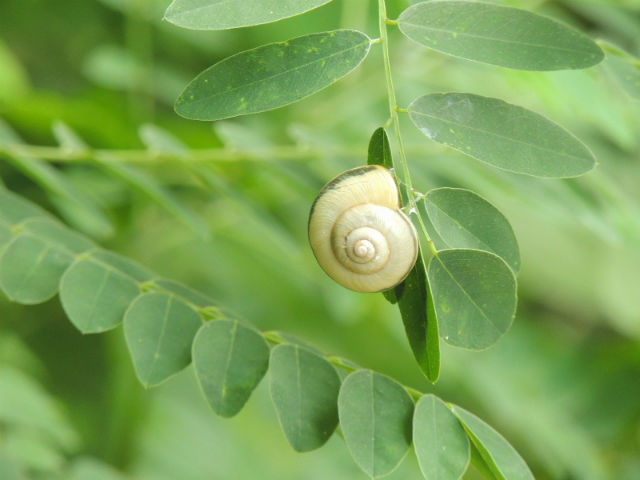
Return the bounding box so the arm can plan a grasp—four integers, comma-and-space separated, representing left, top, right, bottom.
308, 166, 418, 292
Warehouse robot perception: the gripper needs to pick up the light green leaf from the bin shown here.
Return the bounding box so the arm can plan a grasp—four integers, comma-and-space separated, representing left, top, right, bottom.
425, 188, 520, 273
428, 249, 516, 350
153, 278, 217, 309
269, 344, 340, 452
193, 320, 269, 417
413, 394, 470, 480
123, 292, 203, 387
368, 127, 393, 170
396, 251, 440, 382
0, 188, 49, 225
397, 1, 603, 71
175, 30, 371, 121
600, 41, 640, 100
0, 219, 93, 304
59, 253, 144, 334
452, 405, 534, 480
338, 370, 414, 477
409, 93, 596, 178
165, 0, 334, 31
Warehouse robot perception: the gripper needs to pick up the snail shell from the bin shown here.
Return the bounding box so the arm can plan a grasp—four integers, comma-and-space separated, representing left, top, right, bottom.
308, 165, 418, 293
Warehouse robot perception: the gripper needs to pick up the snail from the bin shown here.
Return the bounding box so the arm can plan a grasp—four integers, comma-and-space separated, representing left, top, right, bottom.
308, 165, 418, 293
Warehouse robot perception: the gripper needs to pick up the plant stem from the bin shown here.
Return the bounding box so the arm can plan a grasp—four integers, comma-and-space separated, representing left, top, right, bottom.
377, 0, 438, 257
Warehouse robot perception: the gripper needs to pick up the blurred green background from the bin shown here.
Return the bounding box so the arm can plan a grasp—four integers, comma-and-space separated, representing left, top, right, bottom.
0, 0, 639, 479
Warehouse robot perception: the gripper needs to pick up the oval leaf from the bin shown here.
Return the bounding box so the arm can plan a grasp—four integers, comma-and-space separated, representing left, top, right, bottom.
428, 249, 516, 350
452, 405, 534, 480
123, 292, 203, 387
175, 30, 371, 121
395, 250, 440, 382
165, 0, 334, 31
338, 370, 414, 477
425, 188, 520, 273
414, 394, 470, 480
397, 1, 603, 71
269, 344, 340, 452
409, 93, 596, 178
60, 253, 145, 334
193, 320, 269, 418
0, 219, 93, 304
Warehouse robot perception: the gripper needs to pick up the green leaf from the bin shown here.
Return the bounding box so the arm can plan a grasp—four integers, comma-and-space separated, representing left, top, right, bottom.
0, 219, 93, 304
408, 93, 596, 178
368, 127, 393, 169
397, 1, 603, 71
600, 41, 640, 100
0, 188, 49, 225
269, 344, 340, 452
59, 253, 144, 334
165, 0, 334, 31
428, 249, 516, 350
175, 30, 371, 121
413, 394, 470, 480
338, 370, 414, 477
451, 405, 534, 480
395, 250, 440, 382
193, 320, 269, 417
123, 292, 203, 387
424, 188, 520, 273
153, 279, 217, 309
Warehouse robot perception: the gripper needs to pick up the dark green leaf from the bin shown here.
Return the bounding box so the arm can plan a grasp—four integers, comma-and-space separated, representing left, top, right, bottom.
428, 249, 517, 350
123, 292, 203, 387
397, 1, 603, 71
269, 344, 340, 452
409, 93, 596, 178
396, 250, 440, 382
175, 30, 371, 121
425, 188, 520, 273
165, 0, 334, 31
59, 254, 142, 334
338, 370, 413, 477
413, 394, 470, 480
452, 405, 534, 480
368, 127, 393, 169
193, 320, 269, 417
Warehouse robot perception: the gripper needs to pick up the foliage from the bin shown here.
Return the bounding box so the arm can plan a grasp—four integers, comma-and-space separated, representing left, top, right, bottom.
0, 1, 639, 479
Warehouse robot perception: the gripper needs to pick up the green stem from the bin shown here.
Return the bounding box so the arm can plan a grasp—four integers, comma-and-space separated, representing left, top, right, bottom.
377, 0, 437, 257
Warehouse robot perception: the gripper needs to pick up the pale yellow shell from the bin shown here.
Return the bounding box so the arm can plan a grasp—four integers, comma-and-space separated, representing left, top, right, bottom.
308, 165, 419, 293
